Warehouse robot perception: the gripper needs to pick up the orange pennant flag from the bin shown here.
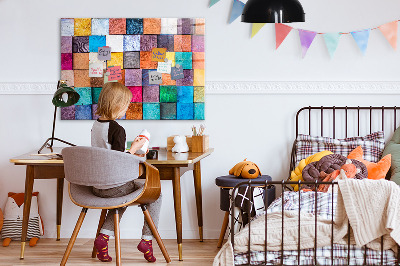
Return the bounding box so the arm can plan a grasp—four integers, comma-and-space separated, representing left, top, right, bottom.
275, 23, 293, 49
378, 21, 398, 50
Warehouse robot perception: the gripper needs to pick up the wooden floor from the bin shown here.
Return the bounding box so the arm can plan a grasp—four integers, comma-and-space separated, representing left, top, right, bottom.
0, 239, 221, 265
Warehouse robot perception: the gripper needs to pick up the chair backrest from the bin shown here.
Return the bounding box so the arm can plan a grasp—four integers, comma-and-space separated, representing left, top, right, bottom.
62, 146, 145, 187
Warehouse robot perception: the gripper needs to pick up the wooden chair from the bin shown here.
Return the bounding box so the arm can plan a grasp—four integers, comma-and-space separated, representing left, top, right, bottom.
60, 146, 171, 265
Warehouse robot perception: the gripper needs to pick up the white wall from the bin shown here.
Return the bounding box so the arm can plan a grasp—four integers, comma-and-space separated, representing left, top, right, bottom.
1, 0, 400, 240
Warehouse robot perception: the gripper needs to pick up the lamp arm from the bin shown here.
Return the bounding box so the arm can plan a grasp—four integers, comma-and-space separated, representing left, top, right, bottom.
50, 105, 57, 148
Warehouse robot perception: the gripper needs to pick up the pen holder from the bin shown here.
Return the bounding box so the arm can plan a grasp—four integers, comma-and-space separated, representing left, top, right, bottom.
191, 135, 209, 153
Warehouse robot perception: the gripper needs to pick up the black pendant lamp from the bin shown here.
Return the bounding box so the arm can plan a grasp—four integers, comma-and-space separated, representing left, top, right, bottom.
241, 0, 305, 23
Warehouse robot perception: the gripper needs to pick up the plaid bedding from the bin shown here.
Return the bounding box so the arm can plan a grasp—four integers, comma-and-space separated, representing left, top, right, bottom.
294, 131, 385, 166
234, 191, 397, 265
234, 245, 397, 265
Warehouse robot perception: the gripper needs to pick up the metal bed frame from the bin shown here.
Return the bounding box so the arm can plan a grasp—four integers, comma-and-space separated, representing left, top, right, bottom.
230, 106, 400, 266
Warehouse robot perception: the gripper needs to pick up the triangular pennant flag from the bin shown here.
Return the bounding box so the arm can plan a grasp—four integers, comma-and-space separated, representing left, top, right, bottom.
251, 23, 266, 38
229, 0, 245, 24
323, 33, 341, 58
351, 29, 370, 55
275, 23, 293, 49
298, 29, 317, 58
209, 0, 220, 7
378, 21, 397, 50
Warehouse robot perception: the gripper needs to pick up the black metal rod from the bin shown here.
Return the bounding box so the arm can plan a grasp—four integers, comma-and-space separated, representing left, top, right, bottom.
381, 236, 384, 265
345, 106, 348, 138
230, 186, 235, 250
357, 106, 360, 136
321, 106, 324, 136
331, 183, 334, 265
363, 245, 367, 266
347, 220, 350, 265
370, 107, 373, 134
309, 106, 311, 135
247, 181, 252, 264
50, 105, 57, 149
333, 106, 336, 138
281, 181, 284, 266
298, 180, 301, 266
314, 181, 318, 266
264, 180, 268, 266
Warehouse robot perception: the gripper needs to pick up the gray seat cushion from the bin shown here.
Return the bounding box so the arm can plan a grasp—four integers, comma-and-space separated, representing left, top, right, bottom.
69, 180, 145, 208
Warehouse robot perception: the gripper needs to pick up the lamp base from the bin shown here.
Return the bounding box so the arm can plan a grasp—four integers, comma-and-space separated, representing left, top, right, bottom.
38, 137, 76, 154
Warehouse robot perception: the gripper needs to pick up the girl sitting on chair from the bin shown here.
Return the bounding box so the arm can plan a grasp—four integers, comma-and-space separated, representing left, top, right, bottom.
91, 82, 162, 263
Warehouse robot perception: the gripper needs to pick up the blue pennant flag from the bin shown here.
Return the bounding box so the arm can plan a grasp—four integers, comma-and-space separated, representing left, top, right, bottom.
351, 29, 370, 55
323, 33, 341, 58
209, 0, 221, 7
229, 0, 245, 24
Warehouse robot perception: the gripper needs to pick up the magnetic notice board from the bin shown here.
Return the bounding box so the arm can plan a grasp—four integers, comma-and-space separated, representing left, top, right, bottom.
60, 18, 205, 120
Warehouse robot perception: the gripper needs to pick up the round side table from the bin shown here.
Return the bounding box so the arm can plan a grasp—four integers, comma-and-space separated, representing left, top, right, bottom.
215, 175, 275, 248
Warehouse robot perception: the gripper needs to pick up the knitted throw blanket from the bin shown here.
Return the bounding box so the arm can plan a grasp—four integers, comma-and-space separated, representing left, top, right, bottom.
214, 179, 400, 266
335, 178, 400, 251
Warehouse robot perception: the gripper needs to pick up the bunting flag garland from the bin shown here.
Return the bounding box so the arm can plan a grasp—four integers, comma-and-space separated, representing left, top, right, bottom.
208, 3, 400, 58
275, 23, 292, 49
378, 21, 398, 50
323, 33, 341, 58
298, 29, 317, 58
251, 23, 266, 38
351, 29, 370, 55
229, 0, 245, 24
209, 0, 221, 7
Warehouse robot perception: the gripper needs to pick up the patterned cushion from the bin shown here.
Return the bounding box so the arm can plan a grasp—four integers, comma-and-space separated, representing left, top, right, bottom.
294, 131, 385, 166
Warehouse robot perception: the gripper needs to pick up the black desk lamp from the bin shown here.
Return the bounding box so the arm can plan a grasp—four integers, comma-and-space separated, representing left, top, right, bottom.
241, 0, 305, 23
38, 80, 80, 154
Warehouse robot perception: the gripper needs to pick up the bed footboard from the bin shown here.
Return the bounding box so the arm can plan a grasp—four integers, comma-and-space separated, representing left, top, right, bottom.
230, 180, 400, 266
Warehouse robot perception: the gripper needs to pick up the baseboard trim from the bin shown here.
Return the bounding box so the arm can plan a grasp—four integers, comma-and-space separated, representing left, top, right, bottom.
1, 81, 400, 95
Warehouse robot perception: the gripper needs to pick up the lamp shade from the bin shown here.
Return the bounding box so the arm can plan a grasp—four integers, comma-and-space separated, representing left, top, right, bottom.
52, 82, 80, 107
241, 0, 305, 23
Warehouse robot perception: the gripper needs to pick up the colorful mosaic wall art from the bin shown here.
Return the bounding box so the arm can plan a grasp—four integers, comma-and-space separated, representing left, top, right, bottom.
60, 18, 205, 120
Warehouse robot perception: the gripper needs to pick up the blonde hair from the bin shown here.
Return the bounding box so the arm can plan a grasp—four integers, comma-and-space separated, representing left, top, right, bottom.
96, 83, 132, 120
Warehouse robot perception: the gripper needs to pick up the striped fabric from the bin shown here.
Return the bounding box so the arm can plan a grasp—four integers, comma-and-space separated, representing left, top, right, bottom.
294, 131, 385, 167
1, 217, 41, 240
235, 245, 397, 265
234, 191, 397, 265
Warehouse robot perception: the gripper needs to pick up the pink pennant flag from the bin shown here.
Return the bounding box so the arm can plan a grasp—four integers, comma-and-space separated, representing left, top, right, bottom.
378, 21, 398, 50
298, 29, 317, 58
275, 23, 293, 49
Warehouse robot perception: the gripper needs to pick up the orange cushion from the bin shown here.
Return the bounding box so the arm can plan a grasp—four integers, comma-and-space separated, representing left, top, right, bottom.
347, 146, 391, 180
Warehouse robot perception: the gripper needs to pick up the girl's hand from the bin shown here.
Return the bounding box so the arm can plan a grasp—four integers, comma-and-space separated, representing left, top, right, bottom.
134, 149, 149, 157
129, 137, 147, 155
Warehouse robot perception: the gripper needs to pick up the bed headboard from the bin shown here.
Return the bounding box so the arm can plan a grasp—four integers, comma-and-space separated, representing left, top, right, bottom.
290, 106, 400, 178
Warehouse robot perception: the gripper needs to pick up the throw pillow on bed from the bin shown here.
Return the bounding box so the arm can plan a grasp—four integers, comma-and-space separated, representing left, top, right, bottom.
348, 146, 391, 180
294, 131, 385, 166
382, 126, 400, 184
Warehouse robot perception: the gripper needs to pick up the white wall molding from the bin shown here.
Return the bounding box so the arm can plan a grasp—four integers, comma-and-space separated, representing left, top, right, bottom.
206, 81, 400, 94
1, 81, 400, 95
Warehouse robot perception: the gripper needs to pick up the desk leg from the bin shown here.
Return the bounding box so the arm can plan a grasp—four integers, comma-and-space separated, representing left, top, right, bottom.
172, 167, 183, 261
20, 165, 34, 259
56, 178, 64, 241
193, 161, 203, 242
